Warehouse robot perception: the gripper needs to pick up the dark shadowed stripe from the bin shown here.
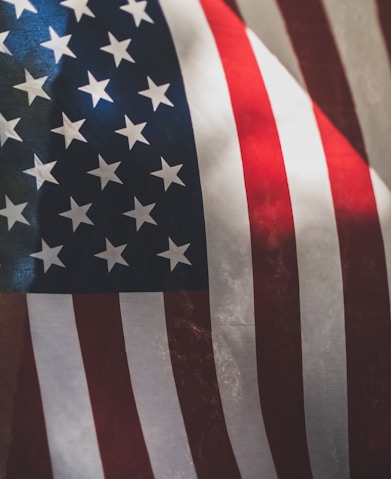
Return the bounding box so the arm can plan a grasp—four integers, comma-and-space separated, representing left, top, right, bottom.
276, 0, 367, 161
232, 0, 306, 88
73, 294, 154, 479
314, 106, 391, 479
200, 2, 312, 477
0, 294, 26, 478
273, 1, 391, 475
3, 294, 53, 479
164, 291, 240, 479
223, 0, 243, 19
375, 0, 391, 60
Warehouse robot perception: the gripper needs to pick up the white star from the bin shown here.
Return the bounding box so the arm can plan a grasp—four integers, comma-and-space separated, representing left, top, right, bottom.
60, 0, 94, 22
0, 31, 11, 55
0, 195, 29, 230
95, 238, 129, 272
115, 115, 149, 150
100, 32, 134, 67
88, 154, 122, 190
138, 76, 173, 111
157, 238, 191, 272
123, 197, 156, 231
30, 239, 65, 273
120, 0, 153, 27
78, 71, 113, 108
41, 27, 76, 64
151, 157, 185, 191
51, 112, 87, 149
23, 154, 58, 190
1, 0, 37, 18
0, 112, 22, 146
14, 69, 50, 105
59, 197, 93, 232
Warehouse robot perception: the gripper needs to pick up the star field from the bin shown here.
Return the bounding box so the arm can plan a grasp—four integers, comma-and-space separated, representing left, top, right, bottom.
0, 0, 208, 292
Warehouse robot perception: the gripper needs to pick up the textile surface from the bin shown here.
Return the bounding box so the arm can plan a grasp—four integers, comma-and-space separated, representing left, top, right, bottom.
0, 0, 391, 478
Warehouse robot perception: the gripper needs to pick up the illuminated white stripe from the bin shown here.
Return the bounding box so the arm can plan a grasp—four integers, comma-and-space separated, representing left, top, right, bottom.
159, 1, 277, 477
27, 294, 105, 479
236, 0, 305, 87
119, 293, 197, 479
321, 0, 391, 315
247, 29, 350, 478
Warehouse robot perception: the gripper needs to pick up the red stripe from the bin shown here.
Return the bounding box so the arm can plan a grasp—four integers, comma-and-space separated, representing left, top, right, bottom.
73, 293, 154, 479
200, 2, 312, 477
314, 106, 391, 478
3, 294, 53, 479
376, 0, 391, 60
276, 0, 367, 161
164, 291, 240, 478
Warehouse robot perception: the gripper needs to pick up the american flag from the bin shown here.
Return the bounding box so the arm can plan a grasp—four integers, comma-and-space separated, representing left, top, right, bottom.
1, 0, 391, 478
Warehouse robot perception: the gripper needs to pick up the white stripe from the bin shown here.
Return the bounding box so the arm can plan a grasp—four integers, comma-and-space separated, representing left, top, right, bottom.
159, 1, 277, 477
321, 0, 391, 316
119, 293, 197, 479
27, 294, 105, 479
369, 172, 391, 310
247, 29, 350, 479
236, 0, 305, 87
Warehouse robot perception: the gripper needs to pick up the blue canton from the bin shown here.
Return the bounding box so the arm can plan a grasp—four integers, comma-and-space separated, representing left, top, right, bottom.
0, 0, 208, 293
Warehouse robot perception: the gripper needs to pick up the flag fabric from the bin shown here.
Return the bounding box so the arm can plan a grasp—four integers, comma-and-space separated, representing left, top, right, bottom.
0, 0, 390, 478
